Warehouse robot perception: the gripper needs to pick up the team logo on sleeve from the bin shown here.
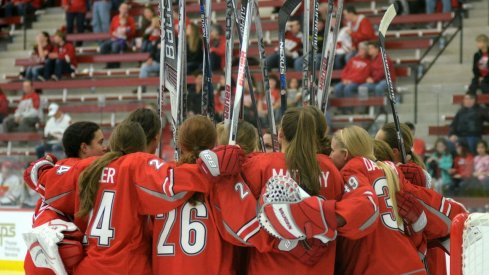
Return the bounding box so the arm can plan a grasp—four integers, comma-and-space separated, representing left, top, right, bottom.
56, 165, 71, 175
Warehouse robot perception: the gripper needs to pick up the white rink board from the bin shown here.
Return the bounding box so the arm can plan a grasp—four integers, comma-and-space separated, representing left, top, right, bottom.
0, 209, 34, 261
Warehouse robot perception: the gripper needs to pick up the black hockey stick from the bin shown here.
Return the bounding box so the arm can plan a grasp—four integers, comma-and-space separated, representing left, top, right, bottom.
316, 0, 333, 110
301, 0, 310, 105
278, 0, 302, 115
307, 0, 318, 105
229, 0, 253, 145
199, 0, 215, 121
254, 2, 279, 152
223, 0, 235, 128
379, 3, 407, 163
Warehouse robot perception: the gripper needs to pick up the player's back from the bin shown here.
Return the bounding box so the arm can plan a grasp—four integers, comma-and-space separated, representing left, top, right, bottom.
335, 157, 426, 275
242, 152, 343, 275
152, 196, 235, 275
75, 154, 153, 275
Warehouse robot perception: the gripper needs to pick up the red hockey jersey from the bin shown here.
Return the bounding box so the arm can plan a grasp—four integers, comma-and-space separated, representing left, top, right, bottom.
335, 157, 426, 275
241, 152, 377, 275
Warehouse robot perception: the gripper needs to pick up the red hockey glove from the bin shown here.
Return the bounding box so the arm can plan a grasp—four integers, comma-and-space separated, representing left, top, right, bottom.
59, 239, 84, 270
287, 239, 329, 266
197, 145, 244, 178
258, 175, 337, 242
23, 153, 58, 195
396, 190, 427, 233
398, 162, 426, 187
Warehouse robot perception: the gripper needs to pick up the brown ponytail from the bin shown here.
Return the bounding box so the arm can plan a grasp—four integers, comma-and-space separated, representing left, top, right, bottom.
177, 115, 217, 204
380, 123, 426, 169
216, 120, 258, 154
77, 121, 147, 217
282, 107, 321, 195
304, 105, 330, 155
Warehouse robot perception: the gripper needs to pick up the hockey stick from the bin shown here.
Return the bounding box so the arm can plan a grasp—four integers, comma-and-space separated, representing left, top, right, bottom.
228, 0, 253, 145
199, 0, 215, 121
301, 0, 310, 105
230, 0, 265, 151
254, 3, 279, 152
223, 0, 235, 127
315, 0, 334, 110
307, 0, 318, 105
278, 0, 302, 115
173, 0, 186, 160
320, 0, 343, 113
378, 3, 407, 163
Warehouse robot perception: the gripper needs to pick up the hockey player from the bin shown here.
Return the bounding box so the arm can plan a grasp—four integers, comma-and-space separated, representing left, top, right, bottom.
23, 121, 106, 275
241, 107, 379, 274
329, 126, 426, 274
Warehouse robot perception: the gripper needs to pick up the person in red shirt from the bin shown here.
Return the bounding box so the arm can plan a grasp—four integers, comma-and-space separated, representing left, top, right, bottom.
329, 125, 426, 275
100, 2, 136, 68
62, 0, 86, 42
343, 5, 376, 60
334, 42, 371, 100
3, 80, 40, 132
241, 107, 379, 275
450, 141, 474, 194
23, 121, 107, 275
0, 88, 8, 123
359, 41, 397, 97
42, 31, 77, 81
266, 18, 303, 70
469, 34, 489, 94
209, 24, 226, 71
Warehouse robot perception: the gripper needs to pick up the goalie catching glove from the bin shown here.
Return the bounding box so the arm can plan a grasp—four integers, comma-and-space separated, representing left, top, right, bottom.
23, 219, 83, 275
257, 175, 337, 243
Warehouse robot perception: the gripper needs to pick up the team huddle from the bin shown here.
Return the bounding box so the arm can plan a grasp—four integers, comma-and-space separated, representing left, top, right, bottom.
22, 106, 467, 275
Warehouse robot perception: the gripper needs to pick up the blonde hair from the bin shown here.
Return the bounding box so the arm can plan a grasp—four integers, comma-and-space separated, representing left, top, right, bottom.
78, 121, 147, 217
333, 126, 402, 227
476, 34, 489, 45
216, 120, 258, 154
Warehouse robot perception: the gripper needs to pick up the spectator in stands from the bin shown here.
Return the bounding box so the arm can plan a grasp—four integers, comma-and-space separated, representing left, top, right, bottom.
42, 31, 77, 81
137, 32, 160, 94
186, 71, 203, 116
0, 88, 8, 124
141, 13, 159, 54
406, 122, 426, 160
342, 5, 375, 61
35, 103, 71, 159
334, 23, 354, 70
257, 75, 280, 127
426, 0, 451, 14
3, 80, 40, 133
293, 18, 325, 72
91, 0, 111, 34
24, 32, 53, 81
359, 41, 396, 97
474, 140, 489, 185
287, 77, 301, 107
209, 24, 225, 71
3, 0, 33, 17
449, 92, 489, 154
449, 141, 474, 195
469, 34, 489, 95
334, 42, 371, 107
187, 22, 203, 74
266, 18, 302, 70
0, 161, 22, 206
140, 6, 155, 33
62, 0, 86, 44
426, 138, 453, 194
100, 2, 136, 68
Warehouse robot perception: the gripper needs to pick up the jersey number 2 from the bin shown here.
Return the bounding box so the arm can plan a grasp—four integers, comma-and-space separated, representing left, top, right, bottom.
157, 202, 208, 256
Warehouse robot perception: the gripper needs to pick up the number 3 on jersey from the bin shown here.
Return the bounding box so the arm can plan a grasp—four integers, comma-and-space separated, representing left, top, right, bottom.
157, 202, 208, 256
373, 178, 402, 231
89, 191, 116, 246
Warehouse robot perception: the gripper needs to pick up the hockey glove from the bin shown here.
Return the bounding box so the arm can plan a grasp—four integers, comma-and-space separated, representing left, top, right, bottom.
398, 162, 426, 188
24, 153, 58, 196
396, 190, 427, 233
197, 145, 244, 178
287, 239, 330, 266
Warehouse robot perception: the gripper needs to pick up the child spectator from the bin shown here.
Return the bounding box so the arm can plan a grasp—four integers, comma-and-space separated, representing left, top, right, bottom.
3, 80, 40, 133
359, 41, 396, 97
62, 0, 86, 43
266, 18, 302, 70
42, 31, 77, 81
186, 23, 203, 74
426, 138, 453, 194
334, 42, 371, 101
449, 92, 489, 154
35, 103, 71, 159
100, 2, 136, 68
449, 141, 474, 195
343, 5, 376, 61
287, 77, 301, 107
469, 34, 489, 95
141, 17, 160, 54
0, 88, 8, 124
24, 32, 53, 81
474, 140, 489, 185
406, 122, 426, 160
209, 24, 226, 71
0, 161, 22, 206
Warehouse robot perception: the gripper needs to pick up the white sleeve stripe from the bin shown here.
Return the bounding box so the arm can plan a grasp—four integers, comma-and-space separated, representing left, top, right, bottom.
30, 160, 53, 190
237, 217, 259, 236
169, 169, 175, 197
243, 226, 260, 242
440, 197, 445, 213
446, 203, 451, 217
